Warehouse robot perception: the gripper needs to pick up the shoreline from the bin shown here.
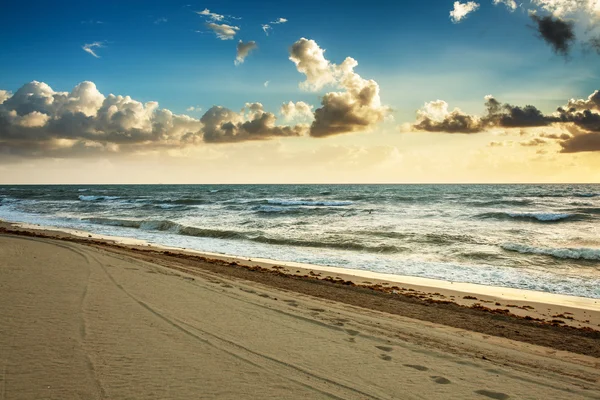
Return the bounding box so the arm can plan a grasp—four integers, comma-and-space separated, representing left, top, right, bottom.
2, 218, 599, 310
1, 219, 599, 337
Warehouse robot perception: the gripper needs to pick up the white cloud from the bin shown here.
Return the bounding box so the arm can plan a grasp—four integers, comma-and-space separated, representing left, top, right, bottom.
280, 101, 314, 121
0, 90, 11, 104
235, 40, 258, 65
154, 17, 168, 24
0, 81, 203, 156
493, 0, 517, 11
196, 9, 224, 21
289, 38, 337, 91
289, 38, 390, 137
263, 81, 270, 87
186, 106, 202, 112
262, 17, 287, 36
206, 23, 239, 40
450, 1, 480, 23
82, 42, 104, 58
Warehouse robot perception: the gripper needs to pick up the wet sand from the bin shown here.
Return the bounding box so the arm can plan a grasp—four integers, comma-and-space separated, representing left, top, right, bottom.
0, 227, 599, 399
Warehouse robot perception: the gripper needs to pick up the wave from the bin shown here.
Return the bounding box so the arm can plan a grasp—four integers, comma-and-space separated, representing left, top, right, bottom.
267, 199, 353, 206
79, 195, 120, 202
568, 207, 600, 215
573, 193, 599, 198
501, 243, 600, 261
477, 211, 583, 222
83, 216, 402, 253
468, 199, 533, 207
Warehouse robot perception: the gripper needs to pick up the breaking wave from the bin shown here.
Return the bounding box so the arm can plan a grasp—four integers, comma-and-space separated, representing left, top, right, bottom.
501, 243, 600, 261
477, 211, 582, 222
82, 217, 402, 253
266, 199, 353, 206
79, 195, 120, 202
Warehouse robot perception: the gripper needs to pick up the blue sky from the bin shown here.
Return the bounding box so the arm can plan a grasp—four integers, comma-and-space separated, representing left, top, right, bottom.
1, 0, 597, 118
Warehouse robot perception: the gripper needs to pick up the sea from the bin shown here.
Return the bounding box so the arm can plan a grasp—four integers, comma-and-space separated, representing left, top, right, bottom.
1, 184, 599, 298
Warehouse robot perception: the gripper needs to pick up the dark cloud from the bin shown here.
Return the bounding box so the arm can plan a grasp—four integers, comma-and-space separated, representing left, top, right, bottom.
530, 15, 576, 56
559, 132, 600, 153
411, 96, 556, 134
411, 89, 600, 153
200, 103, 307, 143
520, 138, 547, 146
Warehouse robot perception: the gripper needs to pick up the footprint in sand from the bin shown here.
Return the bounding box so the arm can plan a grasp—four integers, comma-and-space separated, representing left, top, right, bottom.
309, 308, 326, 312
345, 329, 360, 336
258, 293, 270, 298
474, 389, 510, 399
431, 376, 451, 384
375, 346, 393, 352
283, 300, 299, 307
404, 364, 429, 371
379, 354, 392, 361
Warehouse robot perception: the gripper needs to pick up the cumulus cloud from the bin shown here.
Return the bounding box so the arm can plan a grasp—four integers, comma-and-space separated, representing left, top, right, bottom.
450, 1, 480, 23
413, 100, 482, 133
493, 0, 518, 11
235, 40, 257, 65
82, 42, 104, 58
0, 90, 11, 104
410, 89, 600, 153
289, 38, 389, 137
530, 14, 576, 56
0, 81, 203, 157
280, 101, 314, 121
531, 0, 595, 17
263, 81, 270, 87
289, 38, 337, 91
206, 23, 239, 40
412, 94, 562, 134
200, 103, 307, 143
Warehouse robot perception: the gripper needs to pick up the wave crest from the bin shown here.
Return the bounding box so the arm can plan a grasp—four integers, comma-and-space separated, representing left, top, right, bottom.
501, 243, 600, 261
477, 211, 581, 222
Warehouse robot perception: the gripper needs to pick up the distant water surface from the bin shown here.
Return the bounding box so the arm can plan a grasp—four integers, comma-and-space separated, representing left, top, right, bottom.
1, 184, 599, 298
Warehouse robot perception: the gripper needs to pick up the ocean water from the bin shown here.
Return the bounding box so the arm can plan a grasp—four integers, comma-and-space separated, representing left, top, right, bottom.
1, 184, 599, 298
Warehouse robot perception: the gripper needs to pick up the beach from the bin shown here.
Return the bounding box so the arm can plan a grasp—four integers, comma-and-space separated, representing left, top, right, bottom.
1, 223, 599, 399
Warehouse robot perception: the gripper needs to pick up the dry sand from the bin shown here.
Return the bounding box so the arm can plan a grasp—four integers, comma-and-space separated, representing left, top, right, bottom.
1, 229, 599, 399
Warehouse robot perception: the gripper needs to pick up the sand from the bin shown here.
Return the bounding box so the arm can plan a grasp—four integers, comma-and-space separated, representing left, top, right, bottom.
1, 229, 599, 399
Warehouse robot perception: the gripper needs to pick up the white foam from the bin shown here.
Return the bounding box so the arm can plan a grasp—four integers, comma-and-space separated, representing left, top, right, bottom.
502, 243, 600, 261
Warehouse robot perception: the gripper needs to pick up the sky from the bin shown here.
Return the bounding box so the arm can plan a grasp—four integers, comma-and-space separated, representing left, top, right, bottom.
0, 0, 599, 183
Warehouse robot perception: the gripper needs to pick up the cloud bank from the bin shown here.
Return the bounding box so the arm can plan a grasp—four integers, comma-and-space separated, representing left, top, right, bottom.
409, 89, 600, 152
0, 81, 203, 157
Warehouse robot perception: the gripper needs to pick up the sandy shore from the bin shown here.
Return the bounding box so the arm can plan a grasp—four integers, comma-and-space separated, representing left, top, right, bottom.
1, 226, 600, 399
